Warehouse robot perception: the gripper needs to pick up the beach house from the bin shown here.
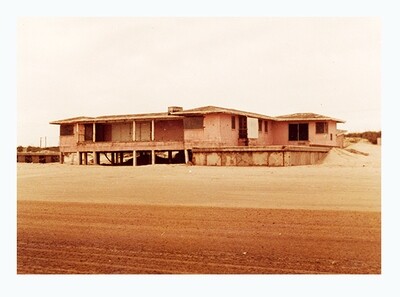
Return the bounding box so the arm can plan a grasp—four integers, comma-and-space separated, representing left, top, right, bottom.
50, 105, 345, 166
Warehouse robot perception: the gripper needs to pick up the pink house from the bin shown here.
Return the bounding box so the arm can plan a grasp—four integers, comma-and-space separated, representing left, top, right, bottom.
50, 106, 345, 166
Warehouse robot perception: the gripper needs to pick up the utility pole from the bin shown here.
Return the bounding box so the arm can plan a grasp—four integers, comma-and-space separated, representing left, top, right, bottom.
39, 137, 47, 148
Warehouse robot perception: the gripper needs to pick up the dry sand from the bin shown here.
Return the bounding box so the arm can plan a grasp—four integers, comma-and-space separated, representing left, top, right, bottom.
17, 140, 381, 274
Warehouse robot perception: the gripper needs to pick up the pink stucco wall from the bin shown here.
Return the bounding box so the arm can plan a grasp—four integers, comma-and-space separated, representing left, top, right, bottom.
184, 114, 275, 148
215, 114, 275, 147
218, 114, 240, 146
271, 120, 338, 146
184, 114, 225, 147
310, 121, 338, 146
249, 119, 274, 146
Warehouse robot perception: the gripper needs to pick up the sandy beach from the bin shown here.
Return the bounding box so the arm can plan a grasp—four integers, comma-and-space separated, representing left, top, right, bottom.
17, 140, 381, 274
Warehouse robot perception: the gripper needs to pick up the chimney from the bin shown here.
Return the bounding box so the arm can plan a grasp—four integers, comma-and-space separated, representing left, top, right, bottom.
168, 106, 183, 114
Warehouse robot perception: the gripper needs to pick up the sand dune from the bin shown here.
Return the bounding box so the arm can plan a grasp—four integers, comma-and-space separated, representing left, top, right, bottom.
17, 141, 381, 211
320, 139, 381, 168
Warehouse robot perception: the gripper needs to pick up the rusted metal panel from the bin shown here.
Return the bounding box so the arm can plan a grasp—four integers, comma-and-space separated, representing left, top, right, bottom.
154, 120, 184, 141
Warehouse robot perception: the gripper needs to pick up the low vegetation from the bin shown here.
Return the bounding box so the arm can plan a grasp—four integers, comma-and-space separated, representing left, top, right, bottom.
345, 131, 381, 145
17, 146, 59, 153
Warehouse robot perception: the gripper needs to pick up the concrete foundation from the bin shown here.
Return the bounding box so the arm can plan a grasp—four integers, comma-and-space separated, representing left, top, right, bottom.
192, 146, 330, 167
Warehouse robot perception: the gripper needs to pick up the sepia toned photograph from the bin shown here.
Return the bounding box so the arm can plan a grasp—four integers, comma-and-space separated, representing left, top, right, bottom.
16, 16, 381, 276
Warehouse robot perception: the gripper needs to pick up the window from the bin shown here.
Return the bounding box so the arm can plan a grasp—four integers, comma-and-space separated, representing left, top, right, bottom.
231, 116, 236, 129
258, 119, 262, 132
95, 123, 112, 142
289, 123, 309, 141
238, 116, 247, 138
316, 122, 328, 134
264, 121, 268, 133
84, 124, 93, 141
60, 124, 74, 136
183, 116, 204, 129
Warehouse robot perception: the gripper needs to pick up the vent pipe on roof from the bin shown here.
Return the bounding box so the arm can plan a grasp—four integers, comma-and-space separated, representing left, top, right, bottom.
168, 106, 183, 114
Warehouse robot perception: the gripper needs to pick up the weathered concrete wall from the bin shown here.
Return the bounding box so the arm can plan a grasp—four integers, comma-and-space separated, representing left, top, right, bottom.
192, 146, 330, 167
59, 134, 75, 148
268, 152, 283, 166
336, 134, 345, 148
61, 152, 79, 165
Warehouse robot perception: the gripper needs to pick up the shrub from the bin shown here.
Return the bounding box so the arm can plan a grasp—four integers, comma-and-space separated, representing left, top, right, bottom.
346, 131, 381, 144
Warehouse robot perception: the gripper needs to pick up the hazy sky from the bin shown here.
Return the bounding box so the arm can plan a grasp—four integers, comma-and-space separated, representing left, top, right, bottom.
17, 17, 380, 146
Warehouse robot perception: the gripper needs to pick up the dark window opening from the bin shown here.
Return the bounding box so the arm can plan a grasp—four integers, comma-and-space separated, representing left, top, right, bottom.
316, 122, 328, 134
95, 124, 112, 142
60, 124, 74, 136
231, 116, 236, 129
84, 124, 93, 141
98, 152, 134, 166
258, 119, 262, 132
136, 151, 152, 166
289, 123, 309, 141
183, 116, 204, 129
239, 116, 247, 138
155, 150, 186, 164
264, 121, 268, 133
25, 156, 32, 163
188, 150, 193, 162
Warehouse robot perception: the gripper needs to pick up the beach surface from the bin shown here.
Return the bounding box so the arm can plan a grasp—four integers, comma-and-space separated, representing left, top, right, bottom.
17, 140, 381, 274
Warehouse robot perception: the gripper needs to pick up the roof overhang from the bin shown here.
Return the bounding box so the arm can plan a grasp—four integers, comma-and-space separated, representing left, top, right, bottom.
275, 117, 345, 123
172, 106, 275, 121
50, 114, 183, 125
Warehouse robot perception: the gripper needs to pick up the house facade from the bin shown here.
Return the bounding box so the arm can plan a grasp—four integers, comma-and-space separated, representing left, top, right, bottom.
50, 106, 345, 166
